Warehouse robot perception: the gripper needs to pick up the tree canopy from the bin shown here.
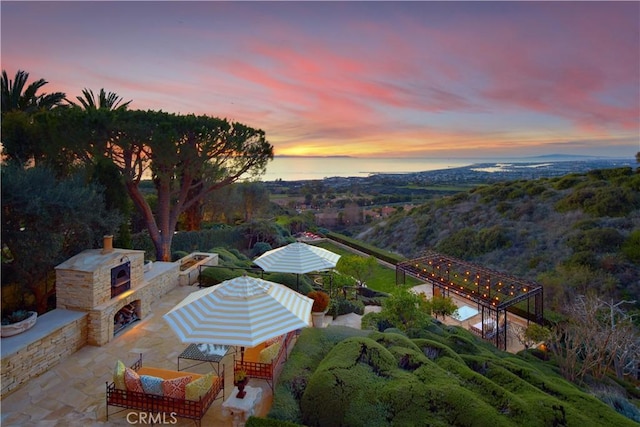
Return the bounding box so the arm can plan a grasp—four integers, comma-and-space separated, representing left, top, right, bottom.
40, 108, 274, 260
1, 164, 121, 312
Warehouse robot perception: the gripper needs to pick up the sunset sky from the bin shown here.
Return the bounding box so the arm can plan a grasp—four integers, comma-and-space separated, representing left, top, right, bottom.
2, 1, 638, 158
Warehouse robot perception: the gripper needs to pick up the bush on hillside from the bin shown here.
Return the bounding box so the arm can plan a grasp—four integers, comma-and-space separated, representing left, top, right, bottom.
251, 241, 272, 257
199, 267, 241, 287
171, 251, 189, 262
262, 272, 314, 295
246, 417, 304, 427
327, 296, 364, 318
622, 229, 640, 263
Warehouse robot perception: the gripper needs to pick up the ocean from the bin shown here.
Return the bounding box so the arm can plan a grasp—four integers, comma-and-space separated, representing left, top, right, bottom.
259, 156, 556, 182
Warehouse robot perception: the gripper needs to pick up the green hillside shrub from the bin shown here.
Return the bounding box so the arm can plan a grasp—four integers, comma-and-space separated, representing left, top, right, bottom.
171, 250, 189, 261
199, 266, 240, 287
622, 229, 640, 263
270, 324, 639, 427
327, 296, 364, 318
552, 173, 583, 190
565, 228, 625, 253
251, 241, 272, 257
246, 417, 304, 427
260, 272, 314, 294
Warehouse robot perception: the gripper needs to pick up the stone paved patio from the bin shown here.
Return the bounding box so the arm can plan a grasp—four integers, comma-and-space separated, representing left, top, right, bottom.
0, 285, 273, 426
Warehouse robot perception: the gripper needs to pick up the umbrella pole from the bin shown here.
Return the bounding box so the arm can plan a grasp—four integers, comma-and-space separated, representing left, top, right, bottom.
241, 346, 245, 363
296, 274, 299, 292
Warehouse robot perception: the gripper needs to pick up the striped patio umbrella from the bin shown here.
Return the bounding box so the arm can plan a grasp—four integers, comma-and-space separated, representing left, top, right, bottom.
253, 242, 341, 289
163, 275, 313, 354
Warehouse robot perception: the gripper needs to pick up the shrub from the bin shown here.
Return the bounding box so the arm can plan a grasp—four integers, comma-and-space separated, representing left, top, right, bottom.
307, 290, 330, 312
264, 273, 314, 295
246, 417, 304, 427
565, 228, 625, 253
199, 267, 240, 287
622, 229, 640, 263
171, 250, 189, 261
327, 297, 364, 318
251, 241, 272, 257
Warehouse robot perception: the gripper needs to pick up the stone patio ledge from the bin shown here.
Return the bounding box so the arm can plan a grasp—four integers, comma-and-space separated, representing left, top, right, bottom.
1, 308, 87, 358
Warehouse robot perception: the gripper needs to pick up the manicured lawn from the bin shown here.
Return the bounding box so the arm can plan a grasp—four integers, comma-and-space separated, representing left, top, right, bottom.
315, 240, 421, 295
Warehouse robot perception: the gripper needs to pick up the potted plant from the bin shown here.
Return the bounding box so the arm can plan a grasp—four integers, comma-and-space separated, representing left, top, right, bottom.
1, 309, 38, 338
307, 290, 330, 328
234, 369, 248, 398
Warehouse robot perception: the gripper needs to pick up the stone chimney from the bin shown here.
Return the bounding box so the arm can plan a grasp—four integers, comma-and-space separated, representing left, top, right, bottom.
102, 235, 114, 254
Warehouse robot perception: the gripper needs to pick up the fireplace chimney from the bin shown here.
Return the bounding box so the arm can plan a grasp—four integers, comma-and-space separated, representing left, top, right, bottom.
102, 235, 114, 254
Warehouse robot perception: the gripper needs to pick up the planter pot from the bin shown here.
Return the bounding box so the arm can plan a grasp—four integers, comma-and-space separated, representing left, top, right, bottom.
1, 311, 38, 338
311, 311, 325, 328
235, 378, 248, 398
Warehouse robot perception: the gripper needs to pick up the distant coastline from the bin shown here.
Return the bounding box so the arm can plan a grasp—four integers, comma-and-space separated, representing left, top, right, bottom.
262, 154, 633, 182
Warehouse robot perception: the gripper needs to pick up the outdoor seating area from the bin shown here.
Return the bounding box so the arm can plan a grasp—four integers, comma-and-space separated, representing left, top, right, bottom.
106, 354, 225, 427
234, 331, 295, 390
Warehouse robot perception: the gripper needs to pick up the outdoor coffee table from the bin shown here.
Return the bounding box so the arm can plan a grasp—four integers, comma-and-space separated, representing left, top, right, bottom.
222, 385, 263, 427
177, 343, 233, 375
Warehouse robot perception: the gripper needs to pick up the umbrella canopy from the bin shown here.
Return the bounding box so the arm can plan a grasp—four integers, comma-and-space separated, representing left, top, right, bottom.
253, 242, 341, 274
163, 275, 313, 348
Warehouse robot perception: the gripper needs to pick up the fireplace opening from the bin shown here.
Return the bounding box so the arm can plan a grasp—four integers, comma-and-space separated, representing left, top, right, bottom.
114, 301, 140, 335
111, 261, 131, 298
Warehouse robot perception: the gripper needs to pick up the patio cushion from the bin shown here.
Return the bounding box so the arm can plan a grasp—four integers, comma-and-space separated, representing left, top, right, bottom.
265, 335, 281, 346
185, 372, 215, 401
162, 375, 192, 399
140, 375, 164, 396
259, 341, 282, 363
124, 367, 144, 393
113, 360, 126, 390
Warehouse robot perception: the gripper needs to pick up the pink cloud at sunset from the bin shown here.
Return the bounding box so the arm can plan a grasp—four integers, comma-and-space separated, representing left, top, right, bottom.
1, 1, 638, 158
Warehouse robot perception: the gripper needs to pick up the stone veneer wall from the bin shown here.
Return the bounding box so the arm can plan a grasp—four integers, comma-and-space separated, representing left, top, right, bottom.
56, 250, 145, 311
1, 312, 88, 397
88, 262, 179, 346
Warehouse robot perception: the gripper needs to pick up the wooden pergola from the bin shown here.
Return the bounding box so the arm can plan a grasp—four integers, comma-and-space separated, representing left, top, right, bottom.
396, 251, 544, 350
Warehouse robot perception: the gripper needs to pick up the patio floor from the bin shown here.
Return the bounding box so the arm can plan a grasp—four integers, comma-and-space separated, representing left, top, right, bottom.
0, 285, 274, 426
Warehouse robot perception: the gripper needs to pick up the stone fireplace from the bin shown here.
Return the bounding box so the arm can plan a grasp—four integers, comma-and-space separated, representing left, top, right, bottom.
55, 236, 181, 346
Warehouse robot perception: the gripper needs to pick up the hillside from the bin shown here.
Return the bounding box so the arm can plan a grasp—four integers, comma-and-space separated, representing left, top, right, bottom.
357, 167, 640, 307
267, 325, 640, 426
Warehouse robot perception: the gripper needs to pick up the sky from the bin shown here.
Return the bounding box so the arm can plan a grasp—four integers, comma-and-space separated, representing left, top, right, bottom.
1, 1, 639, 158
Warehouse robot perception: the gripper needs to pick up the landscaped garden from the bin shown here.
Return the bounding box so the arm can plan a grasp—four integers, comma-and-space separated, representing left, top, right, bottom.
260, 324, 639, 426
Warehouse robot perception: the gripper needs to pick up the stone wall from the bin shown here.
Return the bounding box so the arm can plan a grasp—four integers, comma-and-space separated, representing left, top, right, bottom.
56, 249, 145, 311
1, 310, 88, 397
89, 262, 179, 346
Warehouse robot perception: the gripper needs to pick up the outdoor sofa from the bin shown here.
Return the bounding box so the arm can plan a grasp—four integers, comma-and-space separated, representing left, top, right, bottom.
234, 330, 295, 390
106, 354, 224, 426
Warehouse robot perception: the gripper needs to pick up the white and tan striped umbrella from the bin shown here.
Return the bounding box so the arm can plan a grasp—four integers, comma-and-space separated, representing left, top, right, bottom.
253, 242, 341, 274
163, 275, 313, 348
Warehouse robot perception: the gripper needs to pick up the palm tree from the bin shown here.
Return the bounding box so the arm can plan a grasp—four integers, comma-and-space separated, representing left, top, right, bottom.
1, 69, 66, 113
70, 88, 131, 111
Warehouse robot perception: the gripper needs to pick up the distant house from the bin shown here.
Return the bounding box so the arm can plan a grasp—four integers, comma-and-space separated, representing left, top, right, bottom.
315, 212, 339, 227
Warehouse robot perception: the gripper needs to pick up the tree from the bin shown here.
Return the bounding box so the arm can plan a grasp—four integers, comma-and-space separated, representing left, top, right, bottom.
547, 294, 639, 382
83, 110, 274, 260
510, 323, 551, 350
70, 88, 131, 111
336, 255, 377, 286
430, 295, 458, 320
1, 69, 66, 113
380, 289, 431, 331
1, 165, 121, 313
1, 70, 68, 167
